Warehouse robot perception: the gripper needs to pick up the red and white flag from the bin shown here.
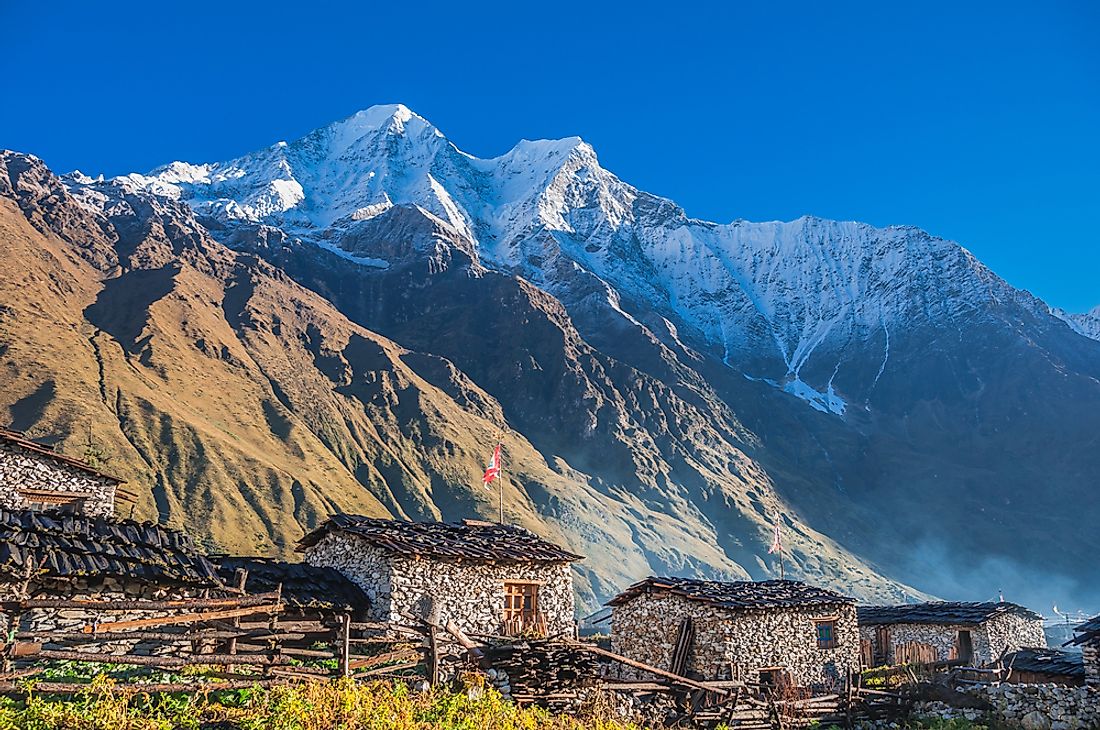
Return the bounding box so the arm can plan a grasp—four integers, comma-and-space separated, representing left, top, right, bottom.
768, 519, 783, 555
482, 443, 502, 488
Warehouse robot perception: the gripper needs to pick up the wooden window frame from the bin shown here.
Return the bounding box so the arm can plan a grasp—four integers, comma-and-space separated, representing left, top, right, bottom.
18, 488, 89, 514
814, 619, 838, 649
502, 581, 542, 636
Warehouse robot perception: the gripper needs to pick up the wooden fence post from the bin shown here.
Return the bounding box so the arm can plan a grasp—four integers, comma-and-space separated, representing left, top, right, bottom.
226, 568, 249, 659
339, 613, 351, 678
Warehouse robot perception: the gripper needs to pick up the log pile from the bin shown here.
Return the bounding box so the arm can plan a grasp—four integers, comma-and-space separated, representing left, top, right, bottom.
485, 638, 601, 707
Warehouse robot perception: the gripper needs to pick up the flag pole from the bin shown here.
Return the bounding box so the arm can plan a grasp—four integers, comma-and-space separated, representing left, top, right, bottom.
496, 431, 505, 524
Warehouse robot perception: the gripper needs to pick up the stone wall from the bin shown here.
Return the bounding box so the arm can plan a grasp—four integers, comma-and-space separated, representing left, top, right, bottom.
305, 532, 577, 637
912, 683, 1100, 730
859, 611, 1045, 666
1084, 641, 1098, 687
0, 441, 117, 517
1, 577, 207, 655
611, 592, 860, 689
304, 532, 394, 622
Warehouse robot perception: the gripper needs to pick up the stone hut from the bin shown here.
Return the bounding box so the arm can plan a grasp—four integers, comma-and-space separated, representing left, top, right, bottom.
858, 601, 1045, 667
299, 515, 582, 637
0, 508, 224, 650
213, 556, 372, 622
1066, 615, 1100, 687
1001, 647, 1085, 686
0, 427, 128, 517
607, 577, 860, 690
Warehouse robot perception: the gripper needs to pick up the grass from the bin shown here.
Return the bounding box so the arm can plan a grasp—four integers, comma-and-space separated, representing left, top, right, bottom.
0, 675, 644, 730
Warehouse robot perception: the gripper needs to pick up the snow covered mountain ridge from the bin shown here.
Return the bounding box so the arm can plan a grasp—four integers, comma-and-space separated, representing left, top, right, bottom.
114, 104, 1099, 414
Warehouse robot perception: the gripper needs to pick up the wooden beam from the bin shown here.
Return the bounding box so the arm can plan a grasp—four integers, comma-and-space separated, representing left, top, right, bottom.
29, 649, 296, 668
347, 648, 421, 671
82, 604, 283, 633
567, 641, 731, 695
13, 592, 280, 612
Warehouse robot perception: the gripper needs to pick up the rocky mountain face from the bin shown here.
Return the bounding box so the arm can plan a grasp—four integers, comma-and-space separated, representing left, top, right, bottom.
2, 104, 1098, 613
1056, 305, 1100, 342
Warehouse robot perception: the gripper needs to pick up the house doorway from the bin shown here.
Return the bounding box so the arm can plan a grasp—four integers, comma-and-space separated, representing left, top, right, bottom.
874, 626, 890, 666
956, 630, 974, 663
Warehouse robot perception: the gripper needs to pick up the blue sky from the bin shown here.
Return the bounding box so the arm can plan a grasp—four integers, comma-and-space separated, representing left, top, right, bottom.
3, 1, 1097, 311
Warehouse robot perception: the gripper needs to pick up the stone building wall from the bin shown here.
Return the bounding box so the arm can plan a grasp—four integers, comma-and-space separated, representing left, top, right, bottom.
610, 592, 859, 689
1083, 641, 1098, 687
0, 441, 117, 517
859, 612, 1045, 666
305, 532, 577, 636
303, 532, 393, 622
984, 611, 1047, 660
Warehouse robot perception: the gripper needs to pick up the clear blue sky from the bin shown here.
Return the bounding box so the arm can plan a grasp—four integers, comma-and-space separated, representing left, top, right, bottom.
3, 1, 1097, 311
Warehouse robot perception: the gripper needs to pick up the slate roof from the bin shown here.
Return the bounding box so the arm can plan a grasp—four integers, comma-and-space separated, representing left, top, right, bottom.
606, 576, 855, 609
1066, 615, 1100, 647
0, 508, 222, 588
298, 514, 583, 563
1003, 648, 1084, 678
857, 601, 1042, 626
214, 556, 370, 615
0, 428, 125, 483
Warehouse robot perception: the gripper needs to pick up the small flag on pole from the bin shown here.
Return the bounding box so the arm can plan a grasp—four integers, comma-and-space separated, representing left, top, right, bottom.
482, 443, 502, 488
768, 519, 782, 555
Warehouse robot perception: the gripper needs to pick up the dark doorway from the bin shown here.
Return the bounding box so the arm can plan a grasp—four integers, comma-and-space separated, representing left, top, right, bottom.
956, 630, 974, 663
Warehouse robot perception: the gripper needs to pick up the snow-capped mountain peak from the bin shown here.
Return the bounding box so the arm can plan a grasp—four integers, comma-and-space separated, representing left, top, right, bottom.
112, 105, 1087, 416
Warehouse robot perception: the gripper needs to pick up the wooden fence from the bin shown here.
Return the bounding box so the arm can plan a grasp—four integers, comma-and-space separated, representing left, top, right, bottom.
0, 586, 439, 694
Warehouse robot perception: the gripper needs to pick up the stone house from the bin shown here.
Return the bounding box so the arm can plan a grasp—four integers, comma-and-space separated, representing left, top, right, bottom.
607, 577, 860, 690
0, 427, 128, 517
858, 601, 1046, 667
300, 515, 582, 637
0, 507, 225, 652
1066, 615, 1100, 687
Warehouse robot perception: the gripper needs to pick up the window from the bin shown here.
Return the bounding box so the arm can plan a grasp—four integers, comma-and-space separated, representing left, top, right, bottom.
18, 489, 88, 515
503, 581, 542, 636
815, 619, 838, 649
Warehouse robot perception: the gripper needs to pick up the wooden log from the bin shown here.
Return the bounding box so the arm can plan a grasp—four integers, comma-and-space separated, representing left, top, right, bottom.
0, 677, 314, 695
600, 681, 670, 691
266, 665, 333, 677
0, 668, 42, 681
83, 604, 283, 633
18, 629, 307, 644
9, 592, 280, 612
347, 648, 421, 671
443, 619, 491, 670
235, 644, 335, 659
31, 649, 294, 668
351, 660, 420, 679
566, 641, 730, 696
11, 643, 41, 658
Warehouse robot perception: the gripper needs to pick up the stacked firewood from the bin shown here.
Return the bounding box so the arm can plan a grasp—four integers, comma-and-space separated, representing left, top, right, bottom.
484, 639, 601, 707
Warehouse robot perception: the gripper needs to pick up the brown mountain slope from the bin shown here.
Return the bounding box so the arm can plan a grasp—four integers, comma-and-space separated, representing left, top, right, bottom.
0, 153, 918, 610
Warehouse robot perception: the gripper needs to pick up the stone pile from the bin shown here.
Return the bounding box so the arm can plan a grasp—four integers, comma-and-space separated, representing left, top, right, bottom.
911, 683, 1100, 730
